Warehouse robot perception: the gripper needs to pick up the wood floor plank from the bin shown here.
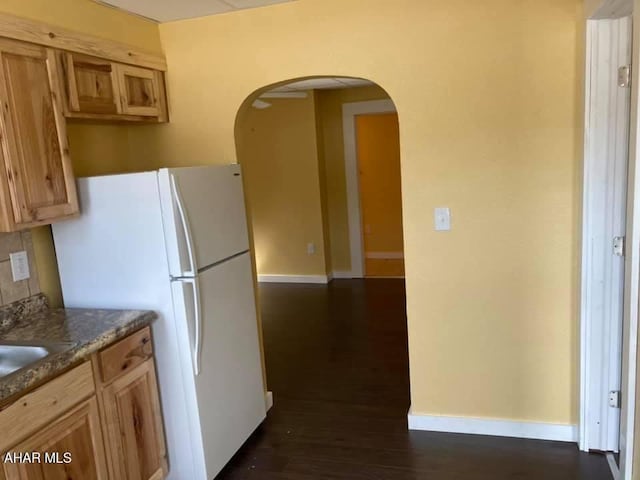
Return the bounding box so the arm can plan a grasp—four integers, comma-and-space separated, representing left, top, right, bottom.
218, 279, 610, 480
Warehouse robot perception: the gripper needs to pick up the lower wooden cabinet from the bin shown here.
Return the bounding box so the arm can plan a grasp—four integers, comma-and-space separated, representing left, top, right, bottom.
99, 359, 167, 480
0, 328, 167, 480
2, 398, 108, 480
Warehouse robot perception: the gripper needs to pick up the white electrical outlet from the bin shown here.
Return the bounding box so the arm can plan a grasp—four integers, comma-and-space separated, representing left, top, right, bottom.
307, 243, 316, 255
9, 251, 30, 282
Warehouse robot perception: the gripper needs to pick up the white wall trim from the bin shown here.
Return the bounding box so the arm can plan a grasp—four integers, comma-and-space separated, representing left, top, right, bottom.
342, 99, 397, 278
365, 251, 404, 260
257, 274, 329, 284
620, 3, 640, 478
331, 271, 353, 279
580, 16, 631, 455
265, 391, 273, 411
407, 411, 578, 443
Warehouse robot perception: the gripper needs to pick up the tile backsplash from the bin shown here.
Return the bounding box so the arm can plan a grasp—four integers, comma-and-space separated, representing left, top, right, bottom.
0, 231, 39, 306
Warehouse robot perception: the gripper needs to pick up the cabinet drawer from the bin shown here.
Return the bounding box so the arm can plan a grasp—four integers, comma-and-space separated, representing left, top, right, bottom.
99, 326, 153, 383
0, 362, 94, 452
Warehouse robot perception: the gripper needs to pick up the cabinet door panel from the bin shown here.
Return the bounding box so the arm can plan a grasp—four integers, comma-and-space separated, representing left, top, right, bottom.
117, 64, 160, 117
63, 53, 120, 115
101, 359, 167, 480
2, 398, 108, 480
0, 40, 78, 227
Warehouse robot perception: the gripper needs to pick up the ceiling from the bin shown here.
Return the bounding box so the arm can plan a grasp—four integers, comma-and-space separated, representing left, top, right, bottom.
253, 77, 375, 108
95, 0, 297, 22
268, 77, 374, 92
590, 0, 632, 19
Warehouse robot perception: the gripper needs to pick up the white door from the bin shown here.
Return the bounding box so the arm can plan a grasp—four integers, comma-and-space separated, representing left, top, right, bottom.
158, 165, 250, 276
192, 252, 265, 478
582, 15, 632, 454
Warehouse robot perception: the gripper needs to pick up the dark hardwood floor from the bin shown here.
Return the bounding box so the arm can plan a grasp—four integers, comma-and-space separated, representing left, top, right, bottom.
218, 279, 611, 479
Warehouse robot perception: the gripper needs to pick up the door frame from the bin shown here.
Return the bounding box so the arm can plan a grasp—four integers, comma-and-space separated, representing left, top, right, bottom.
620, 3, 640, 477
580, 15, 632, 461
583, 2, 639, 479
342, 99, 397, 278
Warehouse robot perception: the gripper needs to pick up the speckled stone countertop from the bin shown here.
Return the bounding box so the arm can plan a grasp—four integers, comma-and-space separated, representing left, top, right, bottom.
0, 294, 156, 404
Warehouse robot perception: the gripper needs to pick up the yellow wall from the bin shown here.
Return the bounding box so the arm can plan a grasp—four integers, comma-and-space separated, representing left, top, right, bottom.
147, 0, 582, 425
314, 85, 391, 273
0, 0, 162, 306
313, 91, 333, 275
236, 95, 328, 277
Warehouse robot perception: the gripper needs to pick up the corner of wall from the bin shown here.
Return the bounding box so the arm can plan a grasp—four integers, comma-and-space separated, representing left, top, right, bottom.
313, 90, 333, 277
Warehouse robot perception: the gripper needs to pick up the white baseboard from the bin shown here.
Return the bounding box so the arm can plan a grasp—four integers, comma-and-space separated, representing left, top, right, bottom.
257, 274, 329, 284
265, 391, 273, 411
331, 271, 353, 279
407, 410, 578, 443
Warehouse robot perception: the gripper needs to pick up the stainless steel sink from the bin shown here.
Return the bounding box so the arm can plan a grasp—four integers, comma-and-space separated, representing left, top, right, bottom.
0, 341, 75, 379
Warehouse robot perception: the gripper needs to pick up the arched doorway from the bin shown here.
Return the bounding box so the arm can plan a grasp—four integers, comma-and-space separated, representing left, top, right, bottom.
235, 76, 405, 281
221, 76, 410, 477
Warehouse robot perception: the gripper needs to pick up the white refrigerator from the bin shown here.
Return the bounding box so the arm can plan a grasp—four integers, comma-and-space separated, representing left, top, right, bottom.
52, 165, 267, 480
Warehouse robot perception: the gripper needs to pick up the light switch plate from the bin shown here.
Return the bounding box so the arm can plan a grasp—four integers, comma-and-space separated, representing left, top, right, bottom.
9, 250, 30, 282
434, 207, 451, 231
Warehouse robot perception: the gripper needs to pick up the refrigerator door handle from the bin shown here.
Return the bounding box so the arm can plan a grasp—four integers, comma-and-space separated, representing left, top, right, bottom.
180, 277, 203, 376
170, 174, 197, 277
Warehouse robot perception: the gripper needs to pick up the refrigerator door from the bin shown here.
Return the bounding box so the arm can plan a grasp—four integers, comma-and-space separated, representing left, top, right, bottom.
174, 252, 266, 479
158, 165, 250, 276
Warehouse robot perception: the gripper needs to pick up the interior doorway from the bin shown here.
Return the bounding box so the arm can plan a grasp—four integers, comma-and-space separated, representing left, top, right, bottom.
355, 112, 404, 278
230, 77, 411, 478
235, 77, 404, 282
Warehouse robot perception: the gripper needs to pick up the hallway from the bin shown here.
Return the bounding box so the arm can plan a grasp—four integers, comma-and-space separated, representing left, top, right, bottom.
218, 279, 611, 479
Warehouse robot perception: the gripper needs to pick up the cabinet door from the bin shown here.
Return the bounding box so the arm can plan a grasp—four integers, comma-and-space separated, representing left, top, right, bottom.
2, 398, 108, 480
101, 359, 167, 480
0, 40, 78, 228
116, 64, 160, 117
62, 53, 120, 115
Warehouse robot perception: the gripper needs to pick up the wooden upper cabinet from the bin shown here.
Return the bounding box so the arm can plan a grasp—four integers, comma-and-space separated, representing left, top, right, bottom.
59, 52, 167, 122
116, 64, 161, 117
2, 398, 109, 480
0, 39, 78, 230
62, 52, 120, 115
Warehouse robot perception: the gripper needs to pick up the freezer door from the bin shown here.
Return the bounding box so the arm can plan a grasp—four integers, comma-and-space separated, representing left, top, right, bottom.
191, 252, 266, 478
158, 165, 250, 276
